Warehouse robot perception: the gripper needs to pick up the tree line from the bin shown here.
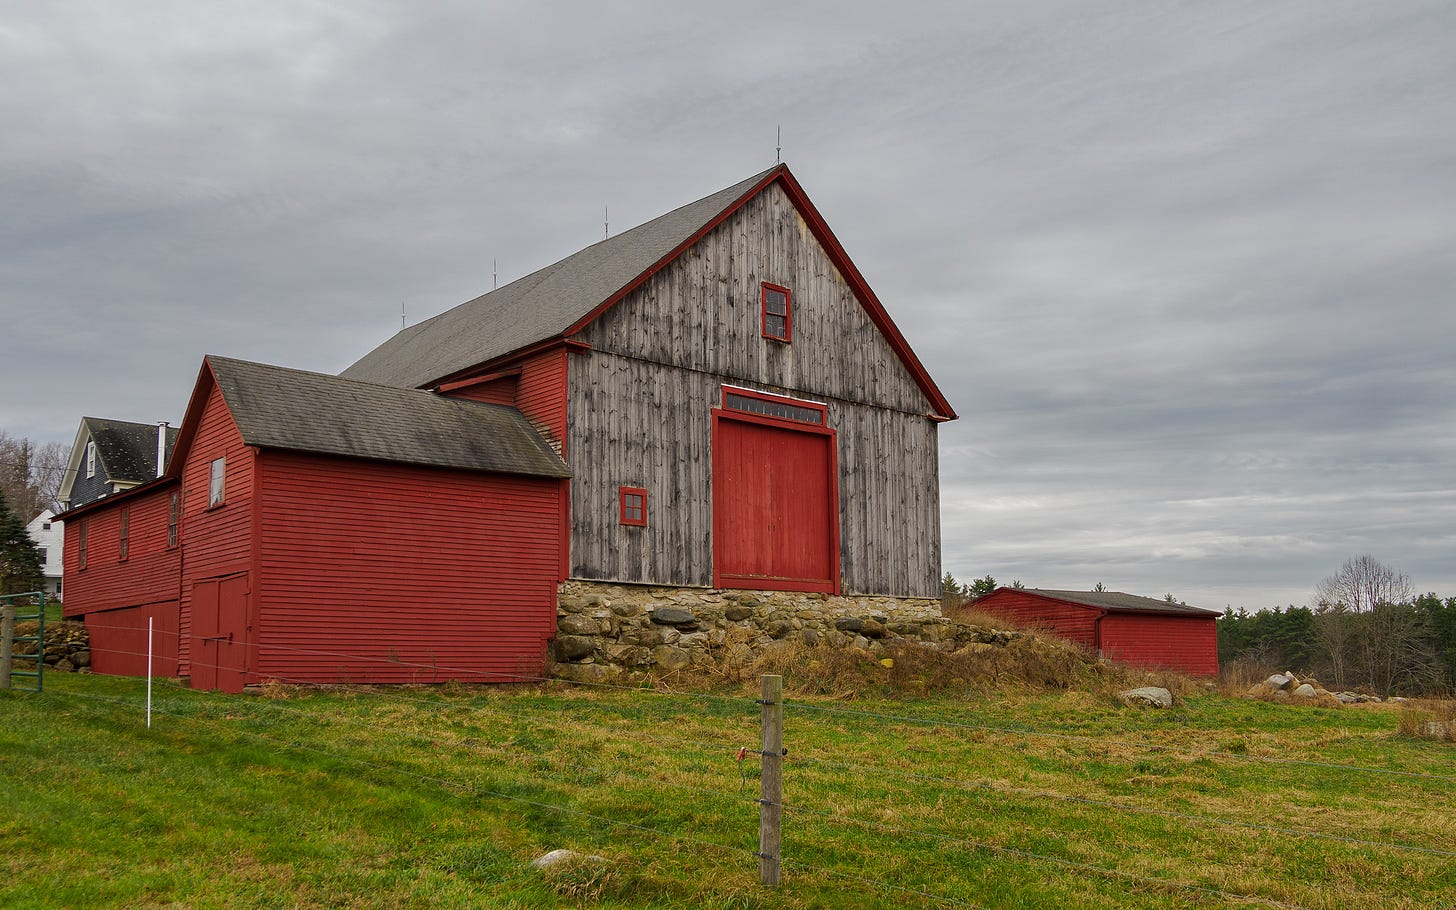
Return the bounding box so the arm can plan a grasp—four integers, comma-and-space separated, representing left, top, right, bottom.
1220, 557, 1456, 697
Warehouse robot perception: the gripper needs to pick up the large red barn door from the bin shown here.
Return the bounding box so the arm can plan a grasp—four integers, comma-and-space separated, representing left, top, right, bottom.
192, 574, 250, 693
713, 390, 839, 594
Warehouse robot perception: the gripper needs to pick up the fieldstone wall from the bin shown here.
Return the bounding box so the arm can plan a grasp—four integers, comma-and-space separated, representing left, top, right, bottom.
7, 620, 90, 674
551, 581, 1021, 683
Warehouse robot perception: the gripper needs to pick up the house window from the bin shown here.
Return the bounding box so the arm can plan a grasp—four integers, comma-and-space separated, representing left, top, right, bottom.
85, 441, 96, 478
761, 283, 792, 342
39, 548, 47, 564
78, 521, 88, 569
42, 521, 51, 530
209, 457, 226, 508
619, 487, 647, 527
119, 508, 130, 561
168, 490, 180, 548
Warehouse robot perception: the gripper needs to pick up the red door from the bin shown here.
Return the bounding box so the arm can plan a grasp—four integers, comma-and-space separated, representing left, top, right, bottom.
192, 574, 249, 693
713, 414, 839, 593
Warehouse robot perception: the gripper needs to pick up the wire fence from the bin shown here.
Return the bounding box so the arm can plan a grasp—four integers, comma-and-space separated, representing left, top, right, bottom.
14, 620, 1454, 909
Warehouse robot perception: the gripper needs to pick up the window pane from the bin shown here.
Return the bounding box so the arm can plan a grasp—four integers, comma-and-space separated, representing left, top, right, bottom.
765, 289, 787, 315
723, 392, 823, 425
765, 314, 786, 338
209, 458, 225, 507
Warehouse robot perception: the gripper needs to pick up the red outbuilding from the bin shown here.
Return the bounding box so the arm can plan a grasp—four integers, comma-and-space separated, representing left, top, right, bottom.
973, 588, 1220, 676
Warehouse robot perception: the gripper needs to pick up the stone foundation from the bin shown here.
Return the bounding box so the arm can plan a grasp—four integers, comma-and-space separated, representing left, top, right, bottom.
551, 581, 1021, 683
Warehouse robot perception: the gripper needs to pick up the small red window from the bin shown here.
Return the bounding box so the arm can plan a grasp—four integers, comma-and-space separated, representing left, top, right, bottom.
619, 487, 647, 527
119, 507, 130, 562
761, 283, 791, 342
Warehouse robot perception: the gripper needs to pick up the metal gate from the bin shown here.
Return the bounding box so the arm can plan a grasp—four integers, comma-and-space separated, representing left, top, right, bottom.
0, 592, 47, 692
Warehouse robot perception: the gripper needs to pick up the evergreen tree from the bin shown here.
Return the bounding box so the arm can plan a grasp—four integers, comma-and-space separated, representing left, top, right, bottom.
0, 488, 44, 595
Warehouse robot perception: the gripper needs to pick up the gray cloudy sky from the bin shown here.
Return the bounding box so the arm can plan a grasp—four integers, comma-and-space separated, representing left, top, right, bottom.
3, 1, 1453, 610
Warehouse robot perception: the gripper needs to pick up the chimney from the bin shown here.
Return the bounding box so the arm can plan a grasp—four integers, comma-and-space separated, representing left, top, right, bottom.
156, 421, 169, 478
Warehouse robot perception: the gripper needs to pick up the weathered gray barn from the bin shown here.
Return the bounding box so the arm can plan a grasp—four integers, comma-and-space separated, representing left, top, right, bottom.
345, 164, 955, 615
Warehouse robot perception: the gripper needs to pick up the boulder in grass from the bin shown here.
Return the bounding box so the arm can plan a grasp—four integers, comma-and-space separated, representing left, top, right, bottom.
531, 849, 605, 870
1265, 673, 1297, 691
1292, 684, 1318, 698
1120, 686, 1173, 709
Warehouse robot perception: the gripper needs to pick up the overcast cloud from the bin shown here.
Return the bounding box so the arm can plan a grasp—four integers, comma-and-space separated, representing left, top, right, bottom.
2, 1, 1452, 610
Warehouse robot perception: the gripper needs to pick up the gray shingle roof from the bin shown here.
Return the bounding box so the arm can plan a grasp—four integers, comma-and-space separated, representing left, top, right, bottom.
84, 418, 179, 483
206, 356, 571, 478
1024, 589, 1219, 617
340, 165, 781, 388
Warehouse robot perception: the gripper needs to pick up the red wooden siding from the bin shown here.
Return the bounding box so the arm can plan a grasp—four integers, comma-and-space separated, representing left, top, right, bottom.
62, 484, 180, 619
253, 450, 564, 685
712, 410, 839, 593
84, 602, 180, 677
177, 383, 257, 681
443, 374, 519, 406
1099, 613, 1219, 676
975, 589, 1219, 676
974, 589, 1100, 648
514, 349, 568, 452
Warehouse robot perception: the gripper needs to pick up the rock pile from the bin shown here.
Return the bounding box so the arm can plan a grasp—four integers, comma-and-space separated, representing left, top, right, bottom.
1247, 672, 1382, 705
7, 620, 90, 673
552, 581, 1026, 683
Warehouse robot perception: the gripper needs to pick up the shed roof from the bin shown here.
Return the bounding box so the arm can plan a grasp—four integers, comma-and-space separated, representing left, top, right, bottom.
340, 164, 956, 420
200, 356, 571, 479
1014, 589, 1219, 617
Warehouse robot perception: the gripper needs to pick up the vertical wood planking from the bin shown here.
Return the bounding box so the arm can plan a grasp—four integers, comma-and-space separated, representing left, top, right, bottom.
567, 180, 943, 598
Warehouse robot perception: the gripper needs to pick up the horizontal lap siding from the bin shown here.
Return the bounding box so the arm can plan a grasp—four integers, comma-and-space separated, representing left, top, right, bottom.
62, 485, 179, 618
444, 376, 518, 406
256, 451, 562, 684
975, 591, 1101, 648
178, 385, 256, 676
516, 350, 568, 453
84, 602, 180, 677
1099, 613, 1220, 676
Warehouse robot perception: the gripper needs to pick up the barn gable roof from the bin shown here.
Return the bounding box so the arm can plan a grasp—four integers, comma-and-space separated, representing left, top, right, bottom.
170, 356, 571, 479
1001, 588, 1219, 617
341, 164, 955, 420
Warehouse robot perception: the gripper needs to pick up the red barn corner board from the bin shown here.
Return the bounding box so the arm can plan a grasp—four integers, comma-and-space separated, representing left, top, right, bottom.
61, 164, 954, 689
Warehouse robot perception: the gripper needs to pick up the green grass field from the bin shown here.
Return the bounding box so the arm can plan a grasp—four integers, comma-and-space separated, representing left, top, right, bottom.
2, 672, 1452, 909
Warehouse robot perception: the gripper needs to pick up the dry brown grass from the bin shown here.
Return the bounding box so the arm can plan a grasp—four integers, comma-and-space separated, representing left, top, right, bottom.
1395, 698, 1456, 742
662, 628, 1099, 700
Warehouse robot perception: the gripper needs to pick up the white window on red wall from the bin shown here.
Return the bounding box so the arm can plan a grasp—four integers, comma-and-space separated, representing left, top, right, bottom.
209, 457, 226, 508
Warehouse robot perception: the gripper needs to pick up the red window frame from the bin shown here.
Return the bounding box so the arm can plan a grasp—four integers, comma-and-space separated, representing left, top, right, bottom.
168, 490, 180, 549
761, 282, 792, 342
720, 386, 827, 426
119, 507, 130, 562
619, 486, 648, 527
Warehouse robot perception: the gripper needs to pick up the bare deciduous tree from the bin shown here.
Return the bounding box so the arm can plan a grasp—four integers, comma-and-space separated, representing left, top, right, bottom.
1313, 556, 1435, 696
0, 431, 69, 521
1316, 554, 1413, 614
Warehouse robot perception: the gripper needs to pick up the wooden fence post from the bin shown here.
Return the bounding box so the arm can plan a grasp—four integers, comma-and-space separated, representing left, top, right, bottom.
1, 605, 14, 689
759, 673, 784, 886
